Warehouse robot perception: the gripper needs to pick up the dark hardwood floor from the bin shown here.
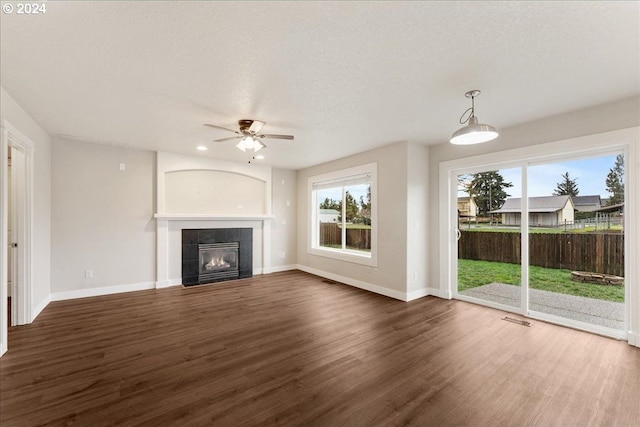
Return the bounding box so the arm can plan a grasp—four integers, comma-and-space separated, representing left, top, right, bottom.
1, 270, 639, 427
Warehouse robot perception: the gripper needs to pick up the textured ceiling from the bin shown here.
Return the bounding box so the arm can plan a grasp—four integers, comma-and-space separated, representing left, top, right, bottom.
1, 1, 639, 169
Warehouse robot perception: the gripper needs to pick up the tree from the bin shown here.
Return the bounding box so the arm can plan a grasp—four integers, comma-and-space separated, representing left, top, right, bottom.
605, 154, 624, 205
319, 197, 340, 211
553, 172, 579, 197
339, 191, 359, 222
468, 171, 513, 216
359, 185, 372, 225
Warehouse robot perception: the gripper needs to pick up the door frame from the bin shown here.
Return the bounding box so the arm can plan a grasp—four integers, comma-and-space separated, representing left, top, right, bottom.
1, 119, 35, 356
438, 127, 638, 343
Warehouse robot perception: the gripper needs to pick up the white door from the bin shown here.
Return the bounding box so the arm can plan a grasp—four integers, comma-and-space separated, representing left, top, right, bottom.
9, 146, 26, 326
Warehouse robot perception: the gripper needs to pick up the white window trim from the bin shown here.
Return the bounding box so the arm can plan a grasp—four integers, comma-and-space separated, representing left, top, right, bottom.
308, 163, 378, 267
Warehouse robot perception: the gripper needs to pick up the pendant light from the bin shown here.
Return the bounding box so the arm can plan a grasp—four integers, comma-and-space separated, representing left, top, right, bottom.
450, 90, 498, 145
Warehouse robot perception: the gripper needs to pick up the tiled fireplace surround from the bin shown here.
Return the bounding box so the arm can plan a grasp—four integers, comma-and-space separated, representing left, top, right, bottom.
181, 227, 252, 285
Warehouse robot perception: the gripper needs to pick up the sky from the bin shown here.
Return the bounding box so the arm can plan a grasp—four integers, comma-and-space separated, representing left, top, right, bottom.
317, 184, 369, 208
459, 154, 620, 199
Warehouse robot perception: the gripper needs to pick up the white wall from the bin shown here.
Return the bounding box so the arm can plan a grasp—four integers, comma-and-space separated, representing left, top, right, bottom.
406, 142, 430, 296
51, 138, 156, 294
0, 87, 51, 315
271, 168, 297, 270
164, 170, 266, 214
296, 141, 410, 299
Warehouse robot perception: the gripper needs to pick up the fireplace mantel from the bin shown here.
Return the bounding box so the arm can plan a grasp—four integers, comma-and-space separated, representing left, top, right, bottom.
154, 213, 274, 221
155, 214, 272, 289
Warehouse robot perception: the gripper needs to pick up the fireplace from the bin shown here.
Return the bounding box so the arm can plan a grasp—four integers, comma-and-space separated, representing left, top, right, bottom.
182, 228, 252, 286
199, 242, 239, 282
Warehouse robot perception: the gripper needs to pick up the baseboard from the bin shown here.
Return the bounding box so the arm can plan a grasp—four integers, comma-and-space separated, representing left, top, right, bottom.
51, 281, 157, 301
628, 331, 640, 348
427, 287, 452, 300
156, 278, 182, 289
31, 295, 51, 321
263, 264, 297, 274
406, 288, 430, 301
296, 264, 407, 301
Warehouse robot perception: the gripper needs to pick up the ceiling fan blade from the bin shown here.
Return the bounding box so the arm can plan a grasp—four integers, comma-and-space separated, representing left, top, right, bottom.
249, 120, 266, 133
260, 134, 295, 140
213, 136, 243, 142
204, 123, 238, 133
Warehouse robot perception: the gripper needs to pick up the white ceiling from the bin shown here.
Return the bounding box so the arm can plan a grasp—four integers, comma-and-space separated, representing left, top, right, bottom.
1, 1, 639, 169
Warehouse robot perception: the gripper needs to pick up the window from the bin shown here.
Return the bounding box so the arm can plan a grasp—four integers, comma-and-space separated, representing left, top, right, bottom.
309, 163, 377, 266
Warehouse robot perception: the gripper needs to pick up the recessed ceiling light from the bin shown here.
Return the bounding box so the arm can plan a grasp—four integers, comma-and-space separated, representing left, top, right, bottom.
196, 145, 208, 151
253, 155, 265, 160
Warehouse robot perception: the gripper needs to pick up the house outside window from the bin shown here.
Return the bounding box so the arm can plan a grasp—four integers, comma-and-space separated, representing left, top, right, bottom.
308, 163, 377, 266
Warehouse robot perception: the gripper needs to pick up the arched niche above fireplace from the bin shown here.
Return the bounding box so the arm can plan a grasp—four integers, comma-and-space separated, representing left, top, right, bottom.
164, 170, 266, 214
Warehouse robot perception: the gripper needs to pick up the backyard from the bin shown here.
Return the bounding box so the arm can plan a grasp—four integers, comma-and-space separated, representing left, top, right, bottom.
458, 259, 624, 303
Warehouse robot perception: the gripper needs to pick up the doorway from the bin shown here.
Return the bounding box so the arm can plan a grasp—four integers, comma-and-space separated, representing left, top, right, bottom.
1, 120, 35, 356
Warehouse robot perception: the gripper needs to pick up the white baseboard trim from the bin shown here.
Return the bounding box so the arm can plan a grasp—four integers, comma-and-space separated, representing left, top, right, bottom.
51, 281, 157, 301
628, 331, 640, 347
31, 295, 51, 321
427, 287, 453, 300
156, 278, 182, 289
406, 288, 430, 301
296, 264, 407, 301
263, 264, 297, 274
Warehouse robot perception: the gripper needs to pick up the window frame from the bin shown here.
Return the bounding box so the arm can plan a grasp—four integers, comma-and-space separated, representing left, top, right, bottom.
308, 163, 378, 266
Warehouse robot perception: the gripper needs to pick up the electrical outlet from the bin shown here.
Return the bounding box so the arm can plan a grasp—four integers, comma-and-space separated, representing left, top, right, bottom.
85, 269, 93, 278
282, 219, 286, 225
119, 163, 126, 171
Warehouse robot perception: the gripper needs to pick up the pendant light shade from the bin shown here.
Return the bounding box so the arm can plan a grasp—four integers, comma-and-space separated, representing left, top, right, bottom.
450, 90, 498, 145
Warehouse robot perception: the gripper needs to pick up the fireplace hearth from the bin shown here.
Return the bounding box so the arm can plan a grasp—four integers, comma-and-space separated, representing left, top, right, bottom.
182, 228, 252, 286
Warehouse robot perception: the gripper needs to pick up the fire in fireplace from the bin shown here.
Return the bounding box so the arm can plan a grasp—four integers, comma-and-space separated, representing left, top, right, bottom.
198, 242, 239, 282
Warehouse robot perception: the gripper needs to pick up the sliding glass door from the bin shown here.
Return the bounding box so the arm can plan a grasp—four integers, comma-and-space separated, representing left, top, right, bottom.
526, 155, 625, 333
453, 152, 627, 337
456, 168, 522, 311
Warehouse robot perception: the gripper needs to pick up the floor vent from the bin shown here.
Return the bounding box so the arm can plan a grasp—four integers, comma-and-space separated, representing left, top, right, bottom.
322, 279, 338, 285
502, 316, 531, 327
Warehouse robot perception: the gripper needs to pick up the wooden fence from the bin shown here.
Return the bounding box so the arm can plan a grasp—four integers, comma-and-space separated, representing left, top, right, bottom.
458, 231, 624, 276
319, 223, 371, 250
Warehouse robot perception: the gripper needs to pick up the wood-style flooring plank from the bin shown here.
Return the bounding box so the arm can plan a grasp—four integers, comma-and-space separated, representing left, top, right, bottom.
1, 270, 639, 427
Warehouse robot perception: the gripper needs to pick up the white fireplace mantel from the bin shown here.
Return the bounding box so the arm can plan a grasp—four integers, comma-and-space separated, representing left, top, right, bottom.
154, 213, 274, 221
155, 214, 273, 289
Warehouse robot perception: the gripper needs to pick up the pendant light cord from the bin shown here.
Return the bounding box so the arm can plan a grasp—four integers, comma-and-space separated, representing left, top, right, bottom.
458, 95, 476, 124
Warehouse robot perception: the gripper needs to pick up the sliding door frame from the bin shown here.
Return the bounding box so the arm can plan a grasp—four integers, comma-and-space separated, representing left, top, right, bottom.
439, 127, 638, 344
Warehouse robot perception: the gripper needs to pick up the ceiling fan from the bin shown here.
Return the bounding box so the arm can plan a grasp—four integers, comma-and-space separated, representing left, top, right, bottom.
204, 119, 294, 152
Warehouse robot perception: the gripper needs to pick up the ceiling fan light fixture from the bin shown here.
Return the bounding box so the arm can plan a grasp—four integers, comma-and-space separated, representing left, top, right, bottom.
450, 90, 498, 145
236, 135, 266, 152
253, 139, 266, 152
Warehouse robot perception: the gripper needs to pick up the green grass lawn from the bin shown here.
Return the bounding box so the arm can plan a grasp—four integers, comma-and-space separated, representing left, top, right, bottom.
457, 259, 624, 302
